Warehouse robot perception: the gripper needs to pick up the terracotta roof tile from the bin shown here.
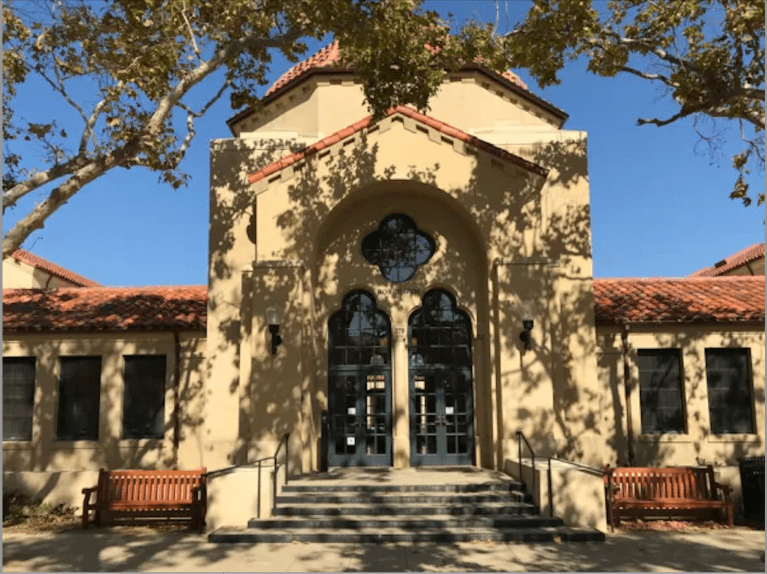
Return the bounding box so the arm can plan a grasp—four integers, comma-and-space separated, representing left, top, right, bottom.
247, 105, 547, 184
2, 286, 207, 333
10, 249, 101, 287
264, 40, 531, 98
228, 41, 567, 131
593, 276, 765, 324
689, 243, 765, 277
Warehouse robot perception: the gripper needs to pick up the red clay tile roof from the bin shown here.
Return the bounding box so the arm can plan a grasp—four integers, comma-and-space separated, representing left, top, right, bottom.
689, 243, 765, 277
2, 286, 207, 333
593, 276, 765, 324
264, 41, 530, 97
247, 104, 547, 184
10, 249, 101, 287
228, 41, 567, 132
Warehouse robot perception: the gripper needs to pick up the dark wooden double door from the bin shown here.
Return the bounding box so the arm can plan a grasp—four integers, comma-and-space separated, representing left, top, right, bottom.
327, 290, 474, 467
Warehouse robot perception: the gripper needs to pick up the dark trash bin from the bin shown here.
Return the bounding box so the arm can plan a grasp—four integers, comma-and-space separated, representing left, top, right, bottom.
738, 457, 764, 524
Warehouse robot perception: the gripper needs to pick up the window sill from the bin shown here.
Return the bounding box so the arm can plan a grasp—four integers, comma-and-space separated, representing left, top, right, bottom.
707, 434, 761, 443
118, 438, 165, 448
637, 434, 691, 443
2, 441, 33, 450
51, 440, 102, 449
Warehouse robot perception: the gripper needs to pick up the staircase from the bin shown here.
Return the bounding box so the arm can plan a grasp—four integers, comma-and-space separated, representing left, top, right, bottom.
209, 468, 605, 543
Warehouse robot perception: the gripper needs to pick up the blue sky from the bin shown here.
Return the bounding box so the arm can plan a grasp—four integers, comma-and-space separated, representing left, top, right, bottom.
3, 0, 764, 287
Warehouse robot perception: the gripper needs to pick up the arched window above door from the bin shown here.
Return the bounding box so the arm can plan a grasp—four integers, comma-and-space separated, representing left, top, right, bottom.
328, 290, 391, 367
409, 290, 472, 366
361, 214, 435, 282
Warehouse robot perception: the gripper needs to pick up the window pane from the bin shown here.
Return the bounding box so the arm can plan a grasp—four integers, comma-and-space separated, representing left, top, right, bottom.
123, 355, 166, 439
3, 357, 36, 441
637, 349, 685, 434
57, 357, 101, 441
705, 349, 754, 434
361, 215, 435, 282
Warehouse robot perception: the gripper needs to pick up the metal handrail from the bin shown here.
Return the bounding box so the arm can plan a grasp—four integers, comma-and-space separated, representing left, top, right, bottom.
549, 457, 606, 477
516, 431, 608, 518
203, 432, 290, 518
516, 431, 540, 514
272, 433, 290, 514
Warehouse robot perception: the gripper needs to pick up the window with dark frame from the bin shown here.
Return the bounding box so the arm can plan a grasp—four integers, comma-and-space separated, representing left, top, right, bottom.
637, 349, 686, 434
705, 348, 755, 434
361, 214, 435, 282
3, 357, 36, 441
57, 356, 101, 441
122, 355, 167, 439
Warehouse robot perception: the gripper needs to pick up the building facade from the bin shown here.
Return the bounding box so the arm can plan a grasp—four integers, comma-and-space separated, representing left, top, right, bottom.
3, 46, 764, 528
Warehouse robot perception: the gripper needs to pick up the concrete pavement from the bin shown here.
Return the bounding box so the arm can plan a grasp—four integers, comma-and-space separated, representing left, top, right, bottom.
3, 526, 764, 572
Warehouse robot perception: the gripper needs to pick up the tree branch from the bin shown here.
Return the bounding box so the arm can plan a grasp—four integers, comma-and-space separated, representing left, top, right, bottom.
79, 80, 124, 153
637, 108, 692, 127
618, 65, 677, 88
2, 144, 137, 258
3, 154, 91, 212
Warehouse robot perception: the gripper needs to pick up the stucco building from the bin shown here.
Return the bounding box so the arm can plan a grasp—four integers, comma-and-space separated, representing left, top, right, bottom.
3, 45, 764, 529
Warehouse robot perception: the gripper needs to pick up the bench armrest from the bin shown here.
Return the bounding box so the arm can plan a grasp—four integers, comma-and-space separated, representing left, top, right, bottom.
82, 486, 97, 529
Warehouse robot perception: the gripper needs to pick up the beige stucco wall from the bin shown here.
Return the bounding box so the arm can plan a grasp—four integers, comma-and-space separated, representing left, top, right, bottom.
596, 323, 765, 470
232, 72, 559, 141
2, 331, 207, 508
209, 77, 607, 478
2, 258, 82, 289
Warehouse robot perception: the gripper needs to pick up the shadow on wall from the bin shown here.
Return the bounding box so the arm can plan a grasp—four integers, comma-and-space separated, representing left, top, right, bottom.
207, 116, 607, 482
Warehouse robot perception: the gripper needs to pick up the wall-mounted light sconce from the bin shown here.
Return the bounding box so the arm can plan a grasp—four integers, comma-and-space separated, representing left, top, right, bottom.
266, 305, 283, 355
519, 302, 534, 351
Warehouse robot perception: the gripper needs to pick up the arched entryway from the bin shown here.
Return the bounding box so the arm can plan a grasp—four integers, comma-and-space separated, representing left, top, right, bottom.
409, 290, 475, 466
327, 290, 392, 466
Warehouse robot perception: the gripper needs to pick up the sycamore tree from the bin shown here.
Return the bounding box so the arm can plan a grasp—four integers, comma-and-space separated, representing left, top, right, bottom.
2, 0, 507, 258
502, 0, 765, 206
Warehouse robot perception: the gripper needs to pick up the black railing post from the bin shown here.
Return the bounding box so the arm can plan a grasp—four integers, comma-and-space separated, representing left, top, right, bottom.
320, 410, 329, 472
272, 454, 278, 515
285, 434, 289, 486
517, 431, 522, 478
548, 457, 553, 517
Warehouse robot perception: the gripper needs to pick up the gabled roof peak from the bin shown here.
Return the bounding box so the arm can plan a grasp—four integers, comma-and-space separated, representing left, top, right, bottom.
228, 41, 567, 132
247, 104, 548, 185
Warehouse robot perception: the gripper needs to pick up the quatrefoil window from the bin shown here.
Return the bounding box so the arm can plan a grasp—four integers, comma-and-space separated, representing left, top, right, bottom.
361, 214, 435, 282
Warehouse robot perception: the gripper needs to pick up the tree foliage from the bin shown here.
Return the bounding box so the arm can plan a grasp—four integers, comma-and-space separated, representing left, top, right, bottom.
2, 0, 507, 258
502, 0, 765, 206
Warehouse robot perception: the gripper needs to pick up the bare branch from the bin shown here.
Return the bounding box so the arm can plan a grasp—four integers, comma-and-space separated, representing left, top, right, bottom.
79, 80, 125, 153
3, 154, 90, 212
35, 66, 89, 127
619, 65, 677, 87
180, 0, 201, 58
637, 108, 692, 127
2, 146, 135, 258
175, 79, 230, 163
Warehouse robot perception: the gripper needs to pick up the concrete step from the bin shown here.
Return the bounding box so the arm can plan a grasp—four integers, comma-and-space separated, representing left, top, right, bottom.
273, 502, 537, 516
281, 482, 524, 494
209, 525, 606, 544
247, 515, 566, 529
275, 492, 527, 505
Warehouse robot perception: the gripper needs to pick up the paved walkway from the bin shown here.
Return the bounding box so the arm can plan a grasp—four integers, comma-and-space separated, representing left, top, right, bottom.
3, 527, 764, 572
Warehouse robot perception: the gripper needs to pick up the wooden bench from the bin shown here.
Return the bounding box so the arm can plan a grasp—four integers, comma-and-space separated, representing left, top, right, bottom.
604, 465, 733, 530
82, 468, 207, 532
